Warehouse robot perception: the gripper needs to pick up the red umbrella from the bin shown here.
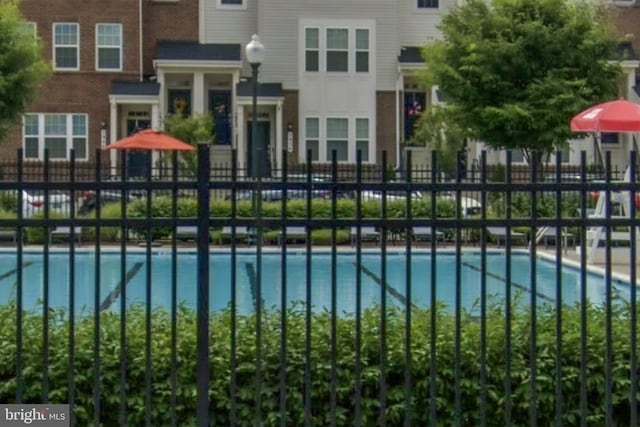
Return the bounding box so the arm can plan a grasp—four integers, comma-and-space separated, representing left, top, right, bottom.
570, 99, 640, 133
105, 129, 195, 151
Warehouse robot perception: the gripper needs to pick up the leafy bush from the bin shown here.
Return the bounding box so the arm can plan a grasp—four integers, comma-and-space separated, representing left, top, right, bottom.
0, 190, 18, 213
0, 301, 636, 426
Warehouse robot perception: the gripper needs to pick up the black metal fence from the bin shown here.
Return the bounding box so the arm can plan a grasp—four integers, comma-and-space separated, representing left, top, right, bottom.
0, 146, 638, 426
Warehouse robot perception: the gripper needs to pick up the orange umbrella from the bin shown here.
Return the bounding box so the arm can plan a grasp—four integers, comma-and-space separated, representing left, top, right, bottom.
105, 129, 195, 151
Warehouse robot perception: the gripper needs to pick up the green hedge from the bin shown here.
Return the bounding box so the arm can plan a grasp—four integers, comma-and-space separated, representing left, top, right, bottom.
0, 302, 636, 426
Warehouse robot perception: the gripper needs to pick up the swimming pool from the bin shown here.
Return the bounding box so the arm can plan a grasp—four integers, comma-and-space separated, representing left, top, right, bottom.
0, 250, 632, 315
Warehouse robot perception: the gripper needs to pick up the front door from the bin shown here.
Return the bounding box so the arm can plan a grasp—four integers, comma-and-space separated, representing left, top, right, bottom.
246, 121, 271, 178
209, 90, 232, 145
126, 119, 151, 179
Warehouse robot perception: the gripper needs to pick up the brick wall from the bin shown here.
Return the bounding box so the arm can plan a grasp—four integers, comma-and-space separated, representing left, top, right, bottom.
282, 90, 299, 162
376, 91, 397, 167
614, 4, 640, 59
143, 0, 199, 74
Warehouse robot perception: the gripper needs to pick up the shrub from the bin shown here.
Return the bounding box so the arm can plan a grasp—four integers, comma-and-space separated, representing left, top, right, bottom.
0, 301, 636, 425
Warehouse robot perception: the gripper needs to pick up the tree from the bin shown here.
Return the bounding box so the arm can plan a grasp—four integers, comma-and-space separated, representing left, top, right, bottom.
162, 112, 214, 175
417, 0, 622, 165
0, 0, 51, 140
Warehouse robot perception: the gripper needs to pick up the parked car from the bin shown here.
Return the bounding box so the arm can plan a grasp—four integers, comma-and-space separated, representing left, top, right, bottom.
17, 190, 75, 218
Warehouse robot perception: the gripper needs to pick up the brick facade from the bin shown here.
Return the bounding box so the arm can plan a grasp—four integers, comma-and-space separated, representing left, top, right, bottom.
614, 3, 640, 61
376, 91, 397, 166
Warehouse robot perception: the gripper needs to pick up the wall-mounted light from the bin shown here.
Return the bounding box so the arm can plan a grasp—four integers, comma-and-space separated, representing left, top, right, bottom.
100, 120, 108, 148
286, 122, 294, 153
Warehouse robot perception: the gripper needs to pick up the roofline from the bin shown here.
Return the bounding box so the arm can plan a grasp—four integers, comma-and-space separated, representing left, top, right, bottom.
153, 59, 243, 69
236, 96, 284, 105
109, 94, 159, 104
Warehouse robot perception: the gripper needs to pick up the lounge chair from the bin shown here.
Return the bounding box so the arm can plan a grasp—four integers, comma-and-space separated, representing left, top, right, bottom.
49, 226, 83, 244
412, 226, 445, 243
277, 226, 307, 246
0, 230, 17, 244
174, 226, 199, 242
218, 225, 249, 245
486, 226, 526, 247
350, 226, 379, 246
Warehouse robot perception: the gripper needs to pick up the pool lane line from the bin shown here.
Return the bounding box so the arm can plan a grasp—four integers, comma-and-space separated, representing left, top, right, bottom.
244, 262, 264, 313
99, 262, 144, 311
355, 263, 417, 310
461, 262, 555, 304
0, 261, 35, 283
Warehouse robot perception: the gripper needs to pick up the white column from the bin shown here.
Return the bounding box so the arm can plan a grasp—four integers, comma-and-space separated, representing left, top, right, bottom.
395, 71, 403, 168
193, 71, 205, 114
151, 103, 160, 177
275, 101, 283, 174
109, 101, 118, 178
237, 105, 245, 174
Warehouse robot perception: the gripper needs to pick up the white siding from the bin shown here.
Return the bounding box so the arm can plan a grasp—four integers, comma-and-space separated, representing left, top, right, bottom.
397, 0, 458, 47
201, 0, 257, 44
257, 0, 399, 90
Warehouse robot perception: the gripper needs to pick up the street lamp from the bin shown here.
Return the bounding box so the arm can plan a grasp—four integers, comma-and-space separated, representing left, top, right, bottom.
245, 34, 265, 178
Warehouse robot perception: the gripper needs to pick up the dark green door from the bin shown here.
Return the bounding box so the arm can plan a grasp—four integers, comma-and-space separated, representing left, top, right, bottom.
247, 121, 271, 178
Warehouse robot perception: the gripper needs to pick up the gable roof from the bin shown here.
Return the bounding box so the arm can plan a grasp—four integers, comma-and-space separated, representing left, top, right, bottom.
156, 41, 241, 61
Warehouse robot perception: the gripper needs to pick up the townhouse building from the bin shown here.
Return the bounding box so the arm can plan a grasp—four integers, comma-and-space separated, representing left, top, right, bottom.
5, 0, 640, 177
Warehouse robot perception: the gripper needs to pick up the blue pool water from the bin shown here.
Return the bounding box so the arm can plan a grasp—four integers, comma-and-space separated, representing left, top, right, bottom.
0, 251, 633, 315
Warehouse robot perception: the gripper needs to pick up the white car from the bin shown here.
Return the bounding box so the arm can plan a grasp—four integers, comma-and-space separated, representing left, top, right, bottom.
20, 190, 75, 218
359, 190, 482, 216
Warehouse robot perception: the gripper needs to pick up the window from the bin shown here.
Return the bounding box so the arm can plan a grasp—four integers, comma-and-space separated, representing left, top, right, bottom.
217, 0, 245, 8
601, 132, 619, 144
326, 118, 348, 161
417, 0, 439, 8
23, 114, 88, 160
404, 92, 425, 141
326, 28, 348, 72
355, 29, 369, 73
53, 23, 79, 70
96, 24, 122, 71
305, 118, 319, 161
23, 22, 37, 38
355, 118, 369, 162
305, 28, 319, 72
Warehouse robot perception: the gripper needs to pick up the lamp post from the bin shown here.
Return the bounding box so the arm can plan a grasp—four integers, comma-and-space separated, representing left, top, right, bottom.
245, 34, 265, 178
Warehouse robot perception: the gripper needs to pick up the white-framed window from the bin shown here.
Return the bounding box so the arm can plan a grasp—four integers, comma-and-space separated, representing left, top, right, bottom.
304, 117, 319, 161
326, 28, 348, 72
303, 116, 374, 163
509, 149, 526, 164
417, 0, 439, 8
23, 21, 37, 38
326, 118, 349, 161
355, 118, 369, 162
53, 23, 79, 70
96, 23, 122, 71
217, 0, 245, 9
355, 29, 369, 73
305, 27, 319, 72
23, 113, 88, 160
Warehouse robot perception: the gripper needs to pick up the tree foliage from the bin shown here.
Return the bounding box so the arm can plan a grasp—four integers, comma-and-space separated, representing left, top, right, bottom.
0, 0, 51, 140
418, 0, 622, 163
162, 112, 214, 175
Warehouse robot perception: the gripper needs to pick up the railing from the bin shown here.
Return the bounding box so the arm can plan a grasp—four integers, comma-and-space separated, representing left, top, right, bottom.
0, 147, 638, 426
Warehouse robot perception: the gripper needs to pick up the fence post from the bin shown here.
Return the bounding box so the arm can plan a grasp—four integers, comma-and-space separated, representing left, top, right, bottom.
196, 143, 211, 427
